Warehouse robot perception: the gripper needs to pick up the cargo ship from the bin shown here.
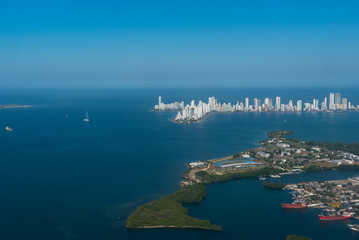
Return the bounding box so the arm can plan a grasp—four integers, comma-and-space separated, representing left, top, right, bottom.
281, 203, 307, 209
319, 213, 352, 220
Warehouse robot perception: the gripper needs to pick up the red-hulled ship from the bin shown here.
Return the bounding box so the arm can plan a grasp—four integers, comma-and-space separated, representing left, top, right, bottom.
319, 213, 352, 220
281, 203, 307, 209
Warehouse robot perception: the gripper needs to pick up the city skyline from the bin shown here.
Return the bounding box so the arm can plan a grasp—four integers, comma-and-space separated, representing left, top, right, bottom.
155, 92, 357, 122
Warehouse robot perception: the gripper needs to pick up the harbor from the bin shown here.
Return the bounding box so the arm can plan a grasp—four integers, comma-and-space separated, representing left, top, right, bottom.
281, 177, 359, 233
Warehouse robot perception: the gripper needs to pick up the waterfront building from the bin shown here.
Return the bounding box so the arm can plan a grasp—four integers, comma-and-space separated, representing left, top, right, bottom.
254, 98, 259, 111
335, 92, 341, 109
276, 97, 281, 111
324, 97, 327, 110
342, 98, 348, 110
329, 93, 335, 110
297, 100, 302, 111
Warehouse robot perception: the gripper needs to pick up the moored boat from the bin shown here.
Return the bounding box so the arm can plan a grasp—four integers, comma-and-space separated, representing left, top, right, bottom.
319, 212, 352, 220
347, 224, 359, 232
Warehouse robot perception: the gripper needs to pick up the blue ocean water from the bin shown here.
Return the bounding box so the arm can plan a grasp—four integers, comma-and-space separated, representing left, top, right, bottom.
0, 88, 358, 240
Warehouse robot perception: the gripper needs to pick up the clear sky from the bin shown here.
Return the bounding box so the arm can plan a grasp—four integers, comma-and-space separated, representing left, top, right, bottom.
1, 0, 359, 88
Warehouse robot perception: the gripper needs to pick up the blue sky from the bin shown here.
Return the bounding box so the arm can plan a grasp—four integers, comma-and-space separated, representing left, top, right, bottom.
1, 0, 359, 88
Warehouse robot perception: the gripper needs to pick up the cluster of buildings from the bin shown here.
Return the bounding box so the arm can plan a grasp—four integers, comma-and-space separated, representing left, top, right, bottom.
286, 180, 359, 215
154, 93, 358, 122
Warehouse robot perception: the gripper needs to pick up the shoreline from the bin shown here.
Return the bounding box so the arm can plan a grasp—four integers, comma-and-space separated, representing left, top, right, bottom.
126, 130, 359, 230
129, 225, 222, 231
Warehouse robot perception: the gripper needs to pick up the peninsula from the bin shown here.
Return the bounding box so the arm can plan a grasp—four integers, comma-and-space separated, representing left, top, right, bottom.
0, 104, 33, 109
126, 130, 359, 230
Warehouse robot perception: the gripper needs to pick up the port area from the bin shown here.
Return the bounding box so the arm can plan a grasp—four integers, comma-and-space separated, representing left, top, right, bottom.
181, 130, 359, 186
284, 178, 359, 221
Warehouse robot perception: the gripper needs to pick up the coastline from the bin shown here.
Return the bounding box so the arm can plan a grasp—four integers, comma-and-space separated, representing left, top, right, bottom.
126, 130, 359, 231
130, 225, 222, 231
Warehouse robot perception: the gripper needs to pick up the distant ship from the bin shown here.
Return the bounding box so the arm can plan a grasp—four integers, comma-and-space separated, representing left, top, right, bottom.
83, 110, 90, 122
281, 203, 307, 209
5, 126, 13, 132
319, 212, 352, 220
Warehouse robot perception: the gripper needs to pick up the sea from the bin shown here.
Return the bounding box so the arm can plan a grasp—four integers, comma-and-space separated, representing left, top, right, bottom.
0, 88, 358, 240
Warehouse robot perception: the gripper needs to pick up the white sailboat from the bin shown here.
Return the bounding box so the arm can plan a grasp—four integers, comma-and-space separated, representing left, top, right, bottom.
83, 110, 90, 122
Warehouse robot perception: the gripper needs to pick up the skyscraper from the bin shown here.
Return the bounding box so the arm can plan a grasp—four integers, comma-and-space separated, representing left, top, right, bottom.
329, 93, 335, 110
297, 100, 302, 111
335, 93, 341, 105
245, 98, 249, 111
254, 98, 258, 111
276, 97, 281, 111
324, 97, 327, 110
342, 98, 348, 110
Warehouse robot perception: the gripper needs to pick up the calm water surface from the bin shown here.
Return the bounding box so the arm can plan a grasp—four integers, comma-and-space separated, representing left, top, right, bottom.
0, 88, 358, 240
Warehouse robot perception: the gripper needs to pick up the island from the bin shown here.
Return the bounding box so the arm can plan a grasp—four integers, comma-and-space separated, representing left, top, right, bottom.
0, 104, 33, 109
126, 130, 359, 231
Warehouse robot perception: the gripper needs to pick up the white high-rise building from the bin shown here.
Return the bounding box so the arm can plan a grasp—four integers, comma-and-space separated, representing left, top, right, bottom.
254, 98, 259, 111
342, 98, 348, 110
329, 93, 335, 110
245, 98, 249, 111
276, 97, 281, 111
297, 100, 302, 111
324, 97, 327, 110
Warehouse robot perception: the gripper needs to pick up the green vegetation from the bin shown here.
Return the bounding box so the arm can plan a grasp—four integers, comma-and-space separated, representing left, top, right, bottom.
196, 167, 282, 185
336, 164, 359, 171
268, 130, 293, 139
306, 141, 359, 155
286, 235, 312, 240
263, 181, 285, 190
126, 184, 221, 230
304, 164, 359, 173
303, 165, 331, 173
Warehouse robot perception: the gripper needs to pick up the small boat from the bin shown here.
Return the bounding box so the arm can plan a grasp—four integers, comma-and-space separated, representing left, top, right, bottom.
5, 126, 13, 132
269, 175, 281, 178
259, 177, 266, 180
65, 115, 69, 118
83, 110, 90, 122
347, 224, 359, 232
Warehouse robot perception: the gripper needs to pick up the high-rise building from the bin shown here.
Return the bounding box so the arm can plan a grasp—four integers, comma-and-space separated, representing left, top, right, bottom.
276, 97, 281, 111
324, 97, 327, 110
342, 98, 348, 110
245, 98, 249, 111
297, 100, 302, 111
329, 93, 335, 110
268, 98, 273, 111
335, 93, 341, 106
254, 98, 259, 111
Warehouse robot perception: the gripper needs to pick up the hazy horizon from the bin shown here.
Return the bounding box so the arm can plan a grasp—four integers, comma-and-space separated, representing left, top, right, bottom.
1, 1, 359, 88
